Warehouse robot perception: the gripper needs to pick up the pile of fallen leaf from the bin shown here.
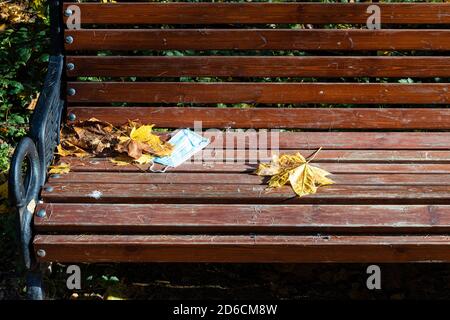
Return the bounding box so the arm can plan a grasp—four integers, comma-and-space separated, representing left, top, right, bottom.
52, 118, 173, 174
255, 149, 334, 197
0, 1, 41, 30
53, 118, 332, 198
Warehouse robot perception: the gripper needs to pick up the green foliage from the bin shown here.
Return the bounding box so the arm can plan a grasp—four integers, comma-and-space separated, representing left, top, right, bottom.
0, 27, 49, 136
0, 143, 10, 173
0, 1, 49, 173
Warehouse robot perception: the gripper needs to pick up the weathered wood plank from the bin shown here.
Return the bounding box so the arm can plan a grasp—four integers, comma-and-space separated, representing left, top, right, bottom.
65, 30, 450, 51
67, 107, 450, 129
201, 132, 450, 150
41, 183, 450, 205
33, 234, 450, 263
48, 172, 450, 186
66, 56, 450, 78
59, 149, 450, 164
66, 82, 450, 104
34, 203, 450, 234
62, 3, 450, 25
60, 159, 450, 174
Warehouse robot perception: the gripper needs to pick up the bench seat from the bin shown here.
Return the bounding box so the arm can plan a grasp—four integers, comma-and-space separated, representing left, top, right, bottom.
33, 132, 450, 263
7, 0, 450, 299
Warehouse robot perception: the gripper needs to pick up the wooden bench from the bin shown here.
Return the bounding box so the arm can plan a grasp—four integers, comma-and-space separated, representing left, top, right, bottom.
9, 1, 450, 298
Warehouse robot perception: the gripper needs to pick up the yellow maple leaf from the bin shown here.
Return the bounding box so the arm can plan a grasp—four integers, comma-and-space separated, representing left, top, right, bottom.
289, 164, 318, 197
256, 153, 307, 177
255, 155, 281, 176
49, 163, 70, 175
268, 170, 290, 188
145, 134, 173, 157
130, 124, 173, 156
116, 124, 173, 159
110, 156, 133, 166
130, 125, 155, 142
309, 166, 335, 187
255, 148, 334, 197
134, 154, 154, 165
57, 142, 90, 158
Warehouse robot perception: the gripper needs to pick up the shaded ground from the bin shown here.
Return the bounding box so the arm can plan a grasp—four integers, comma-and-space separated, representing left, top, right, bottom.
4, 261, 450, 300
56, 263, 450, 300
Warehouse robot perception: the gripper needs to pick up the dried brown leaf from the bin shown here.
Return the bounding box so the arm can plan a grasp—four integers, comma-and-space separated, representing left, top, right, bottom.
57, 142, 90, 158
27, 94, 39, 110
61, 118, 117, 156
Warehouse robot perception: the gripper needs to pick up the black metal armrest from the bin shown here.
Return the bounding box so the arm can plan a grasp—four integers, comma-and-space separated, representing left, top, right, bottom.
8, 55, 64, 269
29, 55, 64, 186
8, 137, 40, 269
9, 54, 63, 206
8, 138, 40, 208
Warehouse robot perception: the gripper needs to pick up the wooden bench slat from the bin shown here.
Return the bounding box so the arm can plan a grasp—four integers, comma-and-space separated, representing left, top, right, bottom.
67, 107, 450, 129
65, 30, 450, 51
41, 183, 450, 205
62, 3, 450, 25
66, 83, 450, 104
56, 149, 450, 164
55, 131, 450, 151
141, 150, 450, 163
34, 203, 450, 234
199, 132, 450, 150
33, 234, 450, 263
208, 132, 450, 150
66, 56, 450, 78
48, 172, 450, 186
60, 159, 450, 174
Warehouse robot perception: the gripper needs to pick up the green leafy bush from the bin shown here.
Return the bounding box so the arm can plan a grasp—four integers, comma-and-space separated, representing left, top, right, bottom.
0, 1, 49, 173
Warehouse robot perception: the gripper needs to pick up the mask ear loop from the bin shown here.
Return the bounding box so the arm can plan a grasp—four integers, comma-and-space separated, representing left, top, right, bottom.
149, 159, 170, 173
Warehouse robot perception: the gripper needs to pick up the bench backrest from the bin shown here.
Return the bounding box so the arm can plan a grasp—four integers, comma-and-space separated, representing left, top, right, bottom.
62, 1, 450, 131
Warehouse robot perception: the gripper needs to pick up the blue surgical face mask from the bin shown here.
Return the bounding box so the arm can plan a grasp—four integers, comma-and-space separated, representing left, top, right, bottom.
152, 129, 210, 169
